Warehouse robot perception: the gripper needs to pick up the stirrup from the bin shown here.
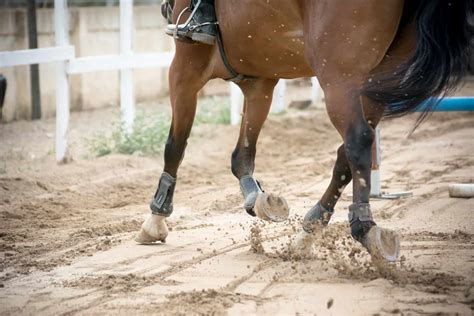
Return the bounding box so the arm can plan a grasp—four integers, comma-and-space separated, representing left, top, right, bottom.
166, 22, 218, 45
166, 0, 217, 45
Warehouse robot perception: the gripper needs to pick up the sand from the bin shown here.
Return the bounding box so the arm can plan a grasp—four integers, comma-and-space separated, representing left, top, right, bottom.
0, 83, 473, 315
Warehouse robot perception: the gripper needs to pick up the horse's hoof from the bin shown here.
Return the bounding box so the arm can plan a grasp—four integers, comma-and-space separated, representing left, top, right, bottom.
361, 226, 400, 262
135, 214, 168, 244
292, 230, 315, 253
254, 193, 289, 222
302, 201, 333, 233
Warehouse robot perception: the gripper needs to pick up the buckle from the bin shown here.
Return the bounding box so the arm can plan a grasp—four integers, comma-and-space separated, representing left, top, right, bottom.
348, 203, 373, 224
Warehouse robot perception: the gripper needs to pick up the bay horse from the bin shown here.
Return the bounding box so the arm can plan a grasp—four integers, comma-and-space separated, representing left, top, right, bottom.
136, 0, 472, 261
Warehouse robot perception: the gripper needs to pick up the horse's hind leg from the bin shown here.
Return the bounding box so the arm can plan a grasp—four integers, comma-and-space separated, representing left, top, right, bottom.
136, 52, 210, 244
232, 79, 289, 222
300, 0, 403, 260
302, 144, 352, 232
306, 80, 399, 261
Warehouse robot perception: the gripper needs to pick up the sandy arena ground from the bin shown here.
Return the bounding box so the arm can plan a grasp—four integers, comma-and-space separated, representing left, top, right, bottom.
0, 82, 473, 315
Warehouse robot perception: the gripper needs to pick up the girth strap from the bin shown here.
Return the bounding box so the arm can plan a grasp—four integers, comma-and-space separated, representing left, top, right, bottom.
215, 25, 255, 83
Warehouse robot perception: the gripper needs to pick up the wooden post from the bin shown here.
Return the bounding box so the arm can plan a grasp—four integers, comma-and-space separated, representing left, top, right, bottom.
311, 77, 323, 108
230, 82, 243, 125
271, 79, 286, 113
120, 0, 135, 134
370, 127, 381, 197
27, 0, 41, 120
54, 0, 70, 162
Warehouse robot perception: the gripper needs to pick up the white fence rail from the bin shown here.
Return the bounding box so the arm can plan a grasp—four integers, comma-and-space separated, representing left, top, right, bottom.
0, 46, 75, 67
0, 0, 174, 162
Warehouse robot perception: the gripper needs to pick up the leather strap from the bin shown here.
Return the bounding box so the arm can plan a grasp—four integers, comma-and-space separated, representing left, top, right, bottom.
239, 175, 263, 198
348, 203, 373, 225
215, 24, 255, 83
150, 172, 176, 217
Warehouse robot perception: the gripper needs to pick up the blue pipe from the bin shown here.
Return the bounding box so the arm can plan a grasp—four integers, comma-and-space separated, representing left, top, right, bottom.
413, 97, 474, 112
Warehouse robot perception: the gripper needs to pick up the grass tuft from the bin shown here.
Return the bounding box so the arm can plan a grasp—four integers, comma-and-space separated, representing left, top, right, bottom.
89, 96, 231, 157
89, 112, 170, 157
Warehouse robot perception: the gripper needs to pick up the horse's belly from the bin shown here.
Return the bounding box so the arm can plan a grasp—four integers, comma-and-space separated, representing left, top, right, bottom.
216, 0, 314, 78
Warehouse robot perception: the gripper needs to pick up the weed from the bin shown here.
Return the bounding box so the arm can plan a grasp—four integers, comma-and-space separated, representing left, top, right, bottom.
88, 96, 231, 157
195, 96, 230, 125
89, 112, 170, 157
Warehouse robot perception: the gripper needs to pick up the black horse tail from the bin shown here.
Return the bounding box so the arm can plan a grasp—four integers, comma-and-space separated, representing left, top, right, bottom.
362, 0, 473, 126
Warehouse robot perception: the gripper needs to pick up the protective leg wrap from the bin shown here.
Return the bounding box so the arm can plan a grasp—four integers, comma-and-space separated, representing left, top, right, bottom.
348, 203, 376, 241
150, 172, 176, 217
239, 175, 263, 217
302, 201, 334, 233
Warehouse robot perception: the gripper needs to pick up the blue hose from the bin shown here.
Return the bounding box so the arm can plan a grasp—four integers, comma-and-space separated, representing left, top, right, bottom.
414, 97, 474, 112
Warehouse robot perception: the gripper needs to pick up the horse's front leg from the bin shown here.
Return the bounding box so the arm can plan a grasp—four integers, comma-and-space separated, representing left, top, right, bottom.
136, 55, 208, 244
232, 79, 289, 222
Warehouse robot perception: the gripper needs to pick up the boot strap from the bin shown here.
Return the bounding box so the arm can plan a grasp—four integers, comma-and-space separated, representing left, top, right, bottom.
239, 175, 263, 198
348, 203, 373, 225
150, 172, 176, 217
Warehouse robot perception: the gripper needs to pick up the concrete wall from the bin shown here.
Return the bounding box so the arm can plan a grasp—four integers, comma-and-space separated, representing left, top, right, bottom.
0, 5, 173, 122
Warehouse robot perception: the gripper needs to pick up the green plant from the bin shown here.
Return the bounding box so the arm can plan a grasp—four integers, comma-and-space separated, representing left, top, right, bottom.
88, 96, 231, 157
89, 112, 170, 157
195, 96, 231, 125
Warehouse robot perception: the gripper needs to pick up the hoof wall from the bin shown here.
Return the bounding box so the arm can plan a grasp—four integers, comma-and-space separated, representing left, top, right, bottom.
362, 226, 400, 262
254, 193, 289, 222
135, 214, 168, 245
135, 229, 166, 244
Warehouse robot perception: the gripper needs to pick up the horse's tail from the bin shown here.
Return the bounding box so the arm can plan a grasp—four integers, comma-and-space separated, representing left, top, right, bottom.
361, 0, 473, 125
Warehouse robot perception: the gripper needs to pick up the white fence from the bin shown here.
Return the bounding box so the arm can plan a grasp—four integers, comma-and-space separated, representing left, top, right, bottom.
0, 0, 173, 162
